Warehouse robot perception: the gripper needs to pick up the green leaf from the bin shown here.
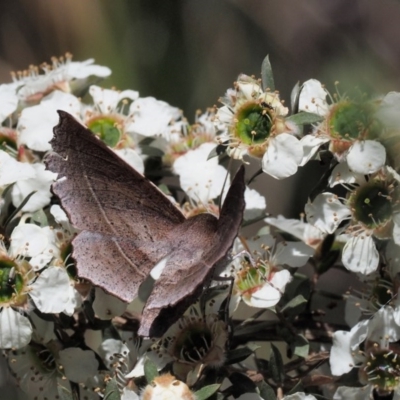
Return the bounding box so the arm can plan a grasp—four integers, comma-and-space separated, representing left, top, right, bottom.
228, 372, 257, 395
287, 379, 304, 395
227, 346, 258, 364
258, 380, 276, 400
57, 385, 74, 400
144, 357, 159, 383
292, 334, 309, 358
194, 384, 221, 400
207, 141, 227, 160
4, 190, 36, 232
281, 294, 307, 313
279, 273, 310, 319
261, 55, 275, 92
140, 146, 164, 157
104, 378, 121, 400
31, 209, 48, 227
257, 225, 271, 237
139, 137, 155, 146
286, 112, 323, 126
269, 344, 285, 385
290, 81, 301, 114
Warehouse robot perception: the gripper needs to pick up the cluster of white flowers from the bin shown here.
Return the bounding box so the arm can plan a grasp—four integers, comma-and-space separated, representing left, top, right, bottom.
1, 54, 400, 400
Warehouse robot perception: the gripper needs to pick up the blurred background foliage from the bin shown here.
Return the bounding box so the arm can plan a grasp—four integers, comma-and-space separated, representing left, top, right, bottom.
1, 0, 400, 397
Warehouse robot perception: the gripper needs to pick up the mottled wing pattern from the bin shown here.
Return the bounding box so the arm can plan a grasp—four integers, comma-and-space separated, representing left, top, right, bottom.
45, 111, 186, 301
140, 166, 246, 336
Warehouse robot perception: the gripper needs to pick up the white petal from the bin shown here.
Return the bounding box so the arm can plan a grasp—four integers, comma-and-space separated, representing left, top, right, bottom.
333, 386, 371, 400
274, 241, 314, 267
369, 308, 400, 344
11, 163, 57, 212
63, 59, 112, 79
284, 394, 318, 400
393, 214, 400, 245
244, 188, 266, 220
29, 313, 56, 343
18, 91, 81, 151
93, 288, 127, 319
114, 148, 144, 174
262, 134, 303, 179
50, 204, 69, 223
121, 388, 140, 400
99, 339, 130, 365
0, 151, 35, 186
328, 162, 366, 187
10, 224, 48, 258
127, 97, 181, 138
305, 193, 350, 234
376, 91, 400, 129
0, 308, 32, 349
330, 324, 365, 376
298, 79, 329, 116
89, 85, 138, 114
59, 348, 98, 383
245, 270, 291, 308
0, 83, 19, 122
342, 235, 379, 274
299, 134, 330, 166
173, 143, 228, 203
30, 267, 78, 314
265, 215, 324, 248
347, 140, 386, 174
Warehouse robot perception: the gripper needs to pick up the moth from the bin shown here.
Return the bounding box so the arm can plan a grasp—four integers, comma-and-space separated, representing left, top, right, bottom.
45, 111, 245, 337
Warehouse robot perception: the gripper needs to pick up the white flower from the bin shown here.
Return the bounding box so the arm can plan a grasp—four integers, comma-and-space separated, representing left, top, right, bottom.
265, 215, 325, 249
7, 341, 102, 399
331, 307, 400, 396
93, 287, 128, 319
216, 74, 302, 179
244, 187, 266, 220
298, 79, 386, 174
127, 96, 182, 141
173, 142, 229, 204
11, 163, 57, 212
0, 82, 19, 122
88, 85, 138, 115
305, 166, 400, 274
298, 79, 329, 116
16, 54, 111, 104
0, 150, 35, 187
0, 308, 32, 349
17, 90, 81, 151
231, 235, 310, 309
10, 223, 58, 270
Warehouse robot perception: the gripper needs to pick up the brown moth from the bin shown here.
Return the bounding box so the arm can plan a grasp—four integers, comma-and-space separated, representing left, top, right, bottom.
45, 111, 245, 337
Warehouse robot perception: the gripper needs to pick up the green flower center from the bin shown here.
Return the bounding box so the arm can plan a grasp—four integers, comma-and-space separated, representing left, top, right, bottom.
350, 182, 392, 229
0, 260, 23, 302
235, 102, 273, 145
328, 101, 381, 141
173, 323, 213, 363
361, 348, 400, 392
236, 262, 268, 294
88, 117, 122, 148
